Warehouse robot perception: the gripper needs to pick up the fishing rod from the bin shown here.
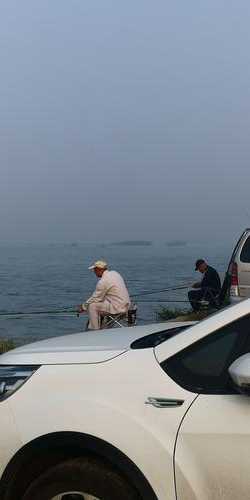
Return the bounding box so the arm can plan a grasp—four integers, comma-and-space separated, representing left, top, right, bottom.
0, 309, 77, 318
136, 299, 189, 303
0, 283, 192, 318
131, 283, 192, 298
0, 298, 190, 317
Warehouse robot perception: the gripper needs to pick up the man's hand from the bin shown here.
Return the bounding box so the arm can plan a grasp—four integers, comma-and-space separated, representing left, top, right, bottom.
77, 304, 87, 314
192, 282, 201, 289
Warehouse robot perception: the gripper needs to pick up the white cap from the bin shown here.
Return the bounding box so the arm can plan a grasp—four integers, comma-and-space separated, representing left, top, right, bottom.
88, 260, 108, 270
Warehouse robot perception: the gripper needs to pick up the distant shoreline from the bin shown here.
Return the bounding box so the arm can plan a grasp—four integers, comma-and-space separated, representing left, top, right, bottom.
166, 240, 187, 247
110, 240, 152, 247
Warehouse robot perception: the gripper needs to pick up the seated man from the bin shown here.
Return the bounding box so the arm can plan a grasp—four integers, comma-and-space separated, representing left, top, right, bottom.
78, 260, 131, 330
188, 259, 221, 311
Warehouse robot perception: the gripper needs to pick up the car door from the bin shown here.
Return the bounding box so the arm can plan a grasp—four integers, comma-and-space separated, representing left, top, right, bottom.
175, 392, 250, 500
162, 315, 250, 500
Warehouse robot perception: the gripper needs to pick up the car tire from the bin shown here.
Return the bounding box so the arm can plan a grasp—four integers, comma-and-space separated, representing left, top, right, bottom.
22, 456, 140, 500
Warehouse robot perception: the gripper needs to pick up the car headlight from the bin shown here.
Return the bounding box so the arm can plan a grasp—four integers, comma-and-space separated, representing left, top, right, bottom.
0, 365, 40, 401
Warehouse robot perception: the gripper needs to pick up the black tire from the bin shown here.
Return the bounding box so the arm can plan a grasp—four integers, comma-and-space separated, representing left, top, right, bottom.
22, 457, 140, 500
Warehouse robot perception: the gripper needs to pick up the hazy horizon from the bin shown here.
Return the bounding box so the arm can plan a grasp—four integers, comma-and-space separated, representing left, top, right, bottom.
1, 1, 250, 245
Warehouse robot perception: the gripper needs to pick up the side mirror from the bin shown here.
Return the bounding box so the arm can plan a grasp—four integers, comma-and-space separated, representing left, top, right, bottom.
229, 354, 250, 395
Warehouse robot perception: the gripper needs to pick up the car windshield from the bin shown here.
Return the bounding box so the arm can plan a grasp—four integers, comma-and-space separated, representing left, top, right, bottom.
130, 325, 190, 349
131, 304, 237, 350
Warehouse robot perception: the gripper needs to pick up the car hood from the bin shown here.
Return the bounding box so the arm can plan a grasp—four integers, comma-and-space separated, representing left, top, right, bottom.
0, 322, 188, 365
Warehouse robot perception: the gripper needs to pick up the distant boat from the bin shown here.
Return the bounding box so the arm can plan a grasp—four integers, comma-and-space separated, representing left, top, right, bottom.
166, 240, 187, 247
110, 240, 152, 247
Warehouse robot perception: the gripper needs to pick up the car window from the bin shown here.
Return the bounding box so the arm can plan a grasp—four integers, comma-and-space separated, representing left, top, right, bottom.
240, 236, 250, 263
130, 326, 189, 349
228, 230, 248, 268
161, 315, 250, 394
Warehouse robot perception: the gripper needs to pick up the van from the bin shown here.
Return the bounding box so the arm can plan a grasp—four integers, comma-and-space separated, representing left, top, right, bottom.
228, 229, 250, 302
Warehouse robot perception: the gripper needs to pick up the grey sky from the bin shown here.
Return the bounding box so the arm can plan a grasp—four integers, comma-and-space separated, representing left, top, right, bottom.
1, 0, 250, 244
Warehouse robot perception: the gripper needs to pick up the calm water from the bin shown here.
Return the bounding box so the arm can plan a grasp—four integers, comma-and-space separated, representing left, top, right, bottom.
0, 242, 232, 345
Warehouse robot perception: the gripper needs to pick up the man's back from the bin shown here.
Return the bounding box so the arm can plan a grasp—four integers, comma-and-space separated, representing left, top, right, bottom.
100, 270, 130, 311
201, 265, 221, 292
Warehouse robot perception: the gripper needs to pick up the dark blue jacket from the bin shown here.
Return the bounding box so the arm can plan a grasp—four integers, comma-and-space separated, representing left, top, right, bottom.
201, 266, 221, 293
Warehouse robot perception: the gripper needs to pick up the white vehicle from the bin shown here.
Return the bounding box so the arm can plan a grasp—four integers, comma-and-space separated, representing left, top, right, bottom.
228, 228, 250, 302
1, 301, 250, 500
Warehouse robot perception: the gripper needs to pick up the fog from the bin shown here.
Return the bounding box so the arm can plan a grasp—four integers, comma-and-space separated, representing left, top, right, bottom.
1, 0, 250, 244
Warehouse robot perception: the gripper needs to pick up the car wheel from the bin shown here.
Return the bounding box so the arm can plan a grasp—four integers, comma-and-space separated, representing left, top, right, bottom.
22, 457, 140, 500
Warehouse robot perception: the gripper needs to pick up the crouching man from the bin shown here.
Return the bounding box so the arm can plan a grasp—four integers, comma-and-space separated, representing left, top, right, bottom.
78, 260, 131, 330
188, 259, 221, 311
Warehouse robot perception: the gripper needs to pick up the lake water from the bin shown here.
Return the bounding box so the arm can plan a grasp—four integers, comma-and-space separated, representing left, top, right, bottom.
0, 242, 233, 345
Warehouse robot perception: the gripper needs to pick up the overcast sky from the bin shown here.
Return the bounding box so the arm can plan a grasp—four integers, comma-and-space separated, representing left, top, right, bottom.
1, 0, 250, 244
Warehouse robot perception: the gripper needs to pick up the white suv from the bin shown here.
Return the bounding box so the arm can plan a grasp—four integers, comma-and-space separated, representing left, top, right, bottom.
1, 301, 250, 500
